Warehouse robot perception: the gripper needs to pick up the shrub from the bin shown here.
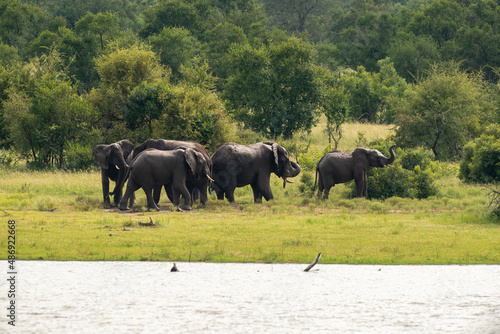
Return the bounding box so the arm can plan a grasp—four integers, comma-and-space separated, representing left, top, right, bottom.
298, 172, 315, 193
64, 141, 95, 171
298, 146, 323, 172
349, 146, 438, 199
459, 124, 500, 183
400, 147, 432, 171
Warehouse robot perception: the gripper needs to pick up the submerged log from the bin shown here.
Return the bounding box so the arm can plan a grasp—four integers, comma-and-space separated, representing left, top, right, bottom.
304, 253, 322, 272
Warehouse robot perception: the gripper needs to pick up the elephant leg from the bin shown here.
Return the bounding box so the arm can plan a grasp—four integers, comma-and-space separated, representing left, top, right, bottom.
323, 185, 333, 200
164, 183, 175, 204
173, 179, 191, 211
153, 184, 162, 205
113, 186, 122, 207
250, 183, 263, 203
101, 170, 111, 207
144, 186, 160, 211
172, 187, 184, 207
129, 192, 136, 207
190, 184, 199, 203
362, 173, 368, 198
317, 173, 324, 198
198, 183, 208, 206
225, 186, 236, 203
119, 178, 140, 210
355, 179, 364, 198
321, 173, 335, 200
212, 182, 224, 200
257, 174, 273, 202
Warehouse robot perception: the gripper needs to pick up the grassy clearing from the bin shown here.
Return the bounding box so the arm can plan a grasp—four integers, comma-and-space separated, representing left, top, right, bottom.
1, 122, 498, 264
0, 165, 498, 264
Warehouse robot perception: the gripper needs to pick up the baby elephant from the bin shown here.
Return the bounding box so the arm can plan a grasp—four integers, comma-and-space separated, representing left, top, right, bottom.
119, 148, 211, 211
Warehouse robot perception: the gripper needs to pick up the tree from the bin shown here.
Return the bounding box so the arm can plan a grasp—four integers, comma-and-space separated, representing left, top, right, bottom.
139, 0, 206, 39
88, 44, 168, 142
123, 82, 167, 142
260, 0, 337, 41
152, 85, 230, 152
3, 49, 95, 168
148, 27, 203, 80
224, 37, 320, 138
387, 32, 440, 83
405, 0, 465, 48
0, 0, 52, 56
393, 63, 491, 160
74, 12, 120, 51
203, 22, 249, 79
327, 0, 400, 71
317, 67, 349, 149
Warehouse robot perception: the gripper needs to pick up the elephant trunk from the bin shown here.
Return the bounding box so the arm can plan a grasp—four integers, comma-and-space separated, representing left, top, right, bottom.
283, 161, 301, 188
385, 145, 396, 165
109, 154, 129, 196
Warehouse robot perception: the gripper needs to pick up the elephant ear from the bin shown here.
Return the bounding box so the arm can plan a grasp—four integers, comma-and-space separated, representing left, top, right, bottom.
184, 148, 197, 175
352, 148, 370, 170
93, 145, 109, 169
272, 143, 279, 167
119, 140, 134, 159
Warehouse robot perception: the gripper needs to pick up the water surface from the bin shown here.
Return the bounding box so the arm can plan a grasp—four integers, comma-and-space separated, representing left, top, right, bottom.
3, 262, 499, 333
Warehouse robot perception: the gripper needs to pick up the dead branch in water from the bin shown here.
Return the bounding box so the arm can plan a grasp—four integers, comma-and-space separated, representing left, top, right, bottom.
304, 253, 322, 272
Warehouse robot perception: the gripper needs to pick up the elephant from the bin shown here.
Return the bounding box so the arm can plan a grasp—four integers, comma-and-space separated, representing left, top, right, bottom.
119, 147, 212, 211
314, 145, 396, 199
133, 139, 212, 206
93, 139, 135, 207
211, 142, 301, 203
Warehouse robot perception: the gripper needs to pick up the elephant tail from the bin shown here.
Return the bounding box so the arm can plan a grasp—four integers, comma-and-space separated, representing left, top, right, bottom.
313, 166, 319, 192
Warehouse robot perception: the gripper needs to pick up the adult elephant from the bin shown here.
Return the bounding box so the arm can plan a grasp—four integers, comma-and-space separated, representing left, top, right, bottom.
315, 145, 396, 199
211, 142, 301, 203
119, 148, 211, 211
93, 140, 135, 207
132, 139, 212, 206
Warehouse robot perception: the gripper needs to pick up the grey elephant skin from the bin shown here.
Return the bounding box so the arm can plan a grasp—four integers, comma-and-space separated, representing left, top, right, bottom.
211, 142, 301, 203
315, 145, 396, 199
119, 147, 211, 211
133, 139, 212, 206
93, 139, 134, 207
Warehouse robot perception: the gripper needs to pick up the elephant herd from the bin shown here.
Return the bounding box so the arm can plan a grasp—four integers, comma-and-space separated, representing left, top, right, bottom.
93, 139, 395, 211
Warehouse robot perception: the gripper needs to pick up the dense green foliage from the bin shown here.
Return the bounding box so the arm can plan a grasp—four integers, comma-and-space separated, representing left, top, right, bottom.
459, 124, 500, 183
393, 63, 493, 161
0, 0, 499, 175
362, 147, 438, 200
224, 37, 321, 138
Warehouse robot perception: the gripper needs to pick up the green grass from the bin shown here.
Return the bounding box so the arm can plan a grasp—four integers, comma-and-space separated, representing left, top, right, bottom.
0, 122, 499, 264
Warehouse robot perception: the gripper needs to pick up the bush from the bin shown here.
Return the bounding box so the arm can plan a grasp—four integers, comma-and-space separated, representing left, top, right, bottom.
298, 146, 323, 172
298, 172, 315, 193
0, 149, 18, 166
349, 146, 438, 199
64, 141, 95, 171
400, 147, 433, 171
459, 124, 500, 183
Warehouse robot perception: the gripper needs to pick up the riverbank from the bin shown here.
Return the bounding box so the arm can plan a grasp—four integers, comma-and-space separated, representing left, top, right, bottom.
1, 168, 498, 264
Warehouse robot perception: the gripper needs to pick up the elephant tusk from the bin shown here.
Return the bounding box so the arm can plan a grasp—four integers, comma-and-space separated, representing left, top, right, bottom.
115, 165, 120, 170
286, 179, 294, 184
206, 174, 215, 182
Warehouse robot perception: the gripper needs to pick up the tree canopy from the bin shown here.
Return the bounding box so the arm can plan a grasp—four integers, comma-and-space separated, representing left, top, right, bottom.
0, 0, 499, 169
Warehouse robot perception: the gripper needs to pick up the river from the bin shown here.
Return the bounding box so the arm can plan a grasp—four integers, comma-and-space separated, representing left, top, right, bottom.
2, 262, 499, 333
